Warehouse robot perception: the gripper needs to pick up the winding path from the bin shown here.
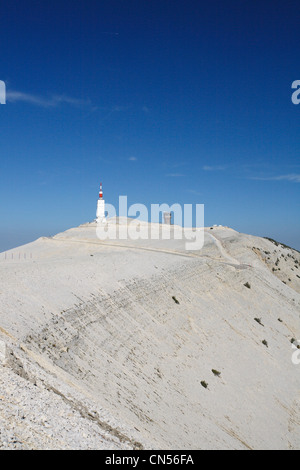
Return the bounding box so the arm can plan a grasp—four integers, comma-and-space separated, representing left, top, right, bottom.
205, 230, 241, 266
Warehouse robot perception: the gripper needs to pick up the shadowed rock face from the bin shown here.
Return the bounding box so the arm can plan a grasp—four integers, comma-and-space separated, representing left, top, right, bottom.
0, 222, 299, 450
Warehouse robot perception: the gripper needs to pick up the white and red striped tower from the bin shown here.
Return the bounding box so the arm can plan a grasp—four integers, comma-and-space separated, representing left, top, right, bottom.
96, 182, 106, 222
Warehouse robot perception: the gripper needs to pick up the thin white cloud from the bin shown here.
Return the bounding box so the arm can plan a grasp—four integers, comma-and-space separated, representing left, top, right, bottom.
166, 173, 185, 177
203, 165, 226, 171
170, 161, 188, 169
187, 189, 201, 196
128, 156, 137, 161
6, 90, 91, 108
249, 174, 300, 183
99, 104, 128, 124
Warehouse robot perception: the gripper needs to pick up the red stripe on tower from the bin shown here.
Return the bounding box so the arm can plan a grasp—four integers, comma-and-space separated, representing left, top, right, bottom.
99, 182, 103, 199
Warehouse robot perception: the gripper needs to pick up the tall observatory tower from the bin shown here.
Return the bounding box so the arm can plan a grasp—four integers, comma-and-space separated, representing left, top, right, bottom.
96, 182, 106, 223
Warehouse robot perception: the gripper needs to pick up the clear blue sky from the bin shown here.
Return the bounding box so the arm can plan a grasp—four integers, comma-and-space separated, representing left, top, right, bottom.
1, 0, 300, 251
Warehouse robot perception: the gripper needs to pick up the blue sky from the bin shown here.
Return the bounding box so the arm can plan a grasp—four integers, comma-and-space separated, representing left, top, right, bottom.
0, 0, 300, 251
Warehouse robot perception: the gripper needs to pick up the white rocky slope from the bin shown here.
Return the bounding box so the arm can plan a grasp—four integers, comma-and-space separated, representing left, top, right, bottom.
0, 220, 299, 450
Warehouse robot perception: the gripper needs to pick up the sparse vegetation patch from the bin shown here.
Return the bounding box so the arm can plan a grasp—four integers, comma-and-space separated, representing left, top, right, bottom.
212, 369, 221, 377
